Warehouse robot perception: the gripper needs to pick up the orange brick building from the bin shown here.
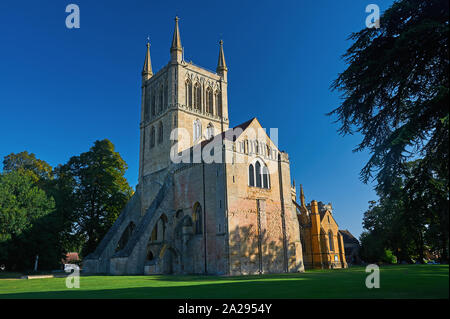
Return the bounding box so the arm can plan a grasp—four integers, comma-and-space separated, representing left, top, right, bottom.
296, 185, 347, 269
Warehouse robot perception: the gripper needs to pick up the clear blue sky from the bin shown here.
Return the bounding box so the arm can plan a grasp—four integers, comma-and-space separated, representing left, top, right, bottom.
0, 0, 395, 239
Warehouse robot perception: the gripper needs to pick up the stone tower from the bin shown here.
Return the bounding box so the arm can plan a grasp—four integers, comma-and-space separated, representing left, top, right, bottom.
83, 17, 305, 276
138, 17, 230, 213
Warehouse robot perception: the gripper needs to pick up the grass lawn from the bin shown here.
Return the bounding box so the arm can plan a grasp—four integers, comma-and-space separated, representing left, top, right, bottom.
0, 265, 447, 299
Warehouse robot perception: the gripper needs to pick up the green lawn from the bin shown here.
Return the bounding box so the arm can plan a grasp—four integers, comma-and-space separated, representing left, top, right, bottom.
0, 265, 447, 299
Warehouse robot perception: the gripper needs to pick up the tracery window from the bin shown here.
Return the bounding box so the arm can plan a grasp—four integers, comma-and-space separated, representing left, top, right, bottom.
249, 164, 255, 186
151, 94, 156, 116
158, 122, 163, 144
194, 83, 201, 111
215, 91, 222, 116
248, 160, 270, 189
186, 80, 192, 107
206, 87, 214, 114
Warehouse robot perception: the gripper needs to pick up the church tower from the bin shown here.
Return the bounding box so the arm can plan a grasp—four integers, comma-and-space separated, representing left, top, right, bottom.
138, 17, 230, 210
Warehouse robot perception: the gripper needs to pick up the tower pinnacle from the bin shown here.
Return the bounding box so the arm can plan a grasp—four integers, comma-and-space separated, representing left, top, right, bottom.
142, 40, 153, 82
216, 40, 228, 73
170, 16, 182, 62
300, 184, 306, 207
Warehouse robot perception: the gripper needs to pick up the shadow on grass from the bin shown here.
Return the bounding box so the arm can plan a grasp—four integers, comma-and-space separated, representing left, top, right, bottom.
1, 265, 448, 299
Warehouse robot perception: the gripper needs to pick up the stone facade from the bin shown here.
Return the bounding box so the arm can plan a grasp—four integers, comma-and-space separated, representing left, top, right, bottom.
84, 18, 344, 275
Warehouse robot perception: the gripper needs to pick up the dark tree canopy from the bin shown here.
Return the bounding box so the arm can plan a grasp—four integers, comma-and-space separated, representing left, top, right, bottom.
330, 0, 449, 188
59, 139, 133, 256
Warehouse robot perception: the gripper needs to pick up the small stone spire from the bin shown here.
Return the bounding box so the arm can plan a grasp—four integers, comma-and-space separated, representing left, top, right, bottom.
216, 40, 228, 74
142, 39, 153, 82
170, 16, 182, 62
300, 184, 306, 207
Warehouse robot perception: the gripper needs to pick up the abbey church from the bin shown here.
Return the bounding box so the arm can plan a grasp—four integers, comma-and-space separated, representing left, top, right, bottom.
83, 18, 347, 275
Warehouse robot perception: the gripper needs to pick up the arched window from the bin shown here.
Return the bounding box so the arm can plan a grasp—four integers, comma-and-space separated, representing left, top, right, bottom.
150, 126, 155, 148
193, 203, 202, 235
159, 86, 163, 112
206, 88, 213, 114
193, 119, 201, 141
186, 80, 192, 107
249, 160, 270, 189
144, 97, 150, 121
249, 164, 255, 186
215, 91, 222, 116
151, 94, 156, 116
194, 83, 201, 111
164, 84, 168, 107
255, 161, 262, 187
206, 123, 214, 139
328, 231, 334, 252
158, 122, 163, 144
262, 165, 269, 189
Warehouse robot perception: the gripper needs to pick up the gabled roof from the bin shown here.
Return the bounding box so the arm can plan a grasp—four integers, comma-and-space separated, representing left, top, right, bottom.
339, 229, 359, 245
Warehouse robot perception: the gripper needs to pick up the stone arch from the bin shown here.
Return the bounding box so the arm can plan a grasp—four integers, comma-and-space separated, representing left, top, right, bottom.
192, 202, 203, 235
115, 221, 135, 252
159, 244, 181, 274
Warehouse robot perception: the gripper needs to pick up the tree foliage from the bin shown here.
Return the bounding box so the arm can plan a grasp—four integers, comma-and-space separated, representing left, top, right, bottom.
331, 0, 449, 263
58, 139, 133, 256
330, 0, 449, 188
0, 139, 133, 270
0, 171, 56, 269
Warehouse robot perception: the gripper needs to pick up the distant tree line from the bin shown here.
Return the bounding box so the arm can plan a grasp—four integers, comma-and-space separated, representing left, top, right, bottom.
330, 0, 449, 263
0, 140, 133, 271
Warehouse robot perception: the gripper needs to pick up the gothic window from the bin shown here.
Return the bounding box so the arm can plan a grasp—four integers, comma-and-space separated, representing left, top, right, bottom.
206, 87, 213, 114
151, 94, 156, 116
144, 97, 150, 121
164, 84, 168, 108
249, 160, 270, 189
194, 83, 201, 111
186, 80, 192, 107
215, 91, 222, 116
255, 161, 262, 187
159, 86, 163, 112
262, 165, 270, 188
248, 164, 255, 186
206, 123, 215, 139
193, 203, 202, 235
328, 231, 334, 252
158, 122, 163, 144
150, 126, 155, 148
174, 114, 178, 126
193, 119, 201, 141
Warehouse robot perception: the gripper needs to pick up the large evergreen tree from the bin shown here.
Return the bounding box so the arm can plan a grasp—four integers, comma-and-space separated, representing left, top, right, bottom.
60, 139, 133, 256
330, 0, 449, 262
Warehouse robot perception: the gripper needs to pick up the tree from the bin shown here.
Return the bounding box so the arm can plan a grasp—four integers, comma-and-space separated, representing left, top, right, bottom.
60, 139, 133, 256
330, 0, 449, 262
0, 171, 55, 270
3, 151, 52, 184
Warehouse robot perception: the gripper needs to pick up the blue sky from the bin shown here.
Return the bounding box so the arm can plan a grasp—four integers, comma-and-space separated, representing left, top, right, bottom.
0, 0, 395, 239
